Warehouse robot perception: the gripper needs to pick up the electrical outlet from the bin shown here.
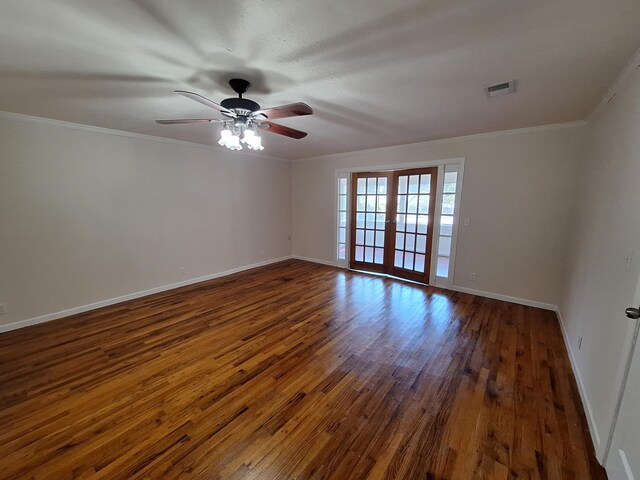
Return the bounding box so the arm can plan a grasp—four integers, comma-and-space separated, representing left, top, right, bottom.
180, 267, 186, 276
577, 336, 583, 350
0, 304, 6, 315
470, 273, 477, 281
464, 218, 470, 227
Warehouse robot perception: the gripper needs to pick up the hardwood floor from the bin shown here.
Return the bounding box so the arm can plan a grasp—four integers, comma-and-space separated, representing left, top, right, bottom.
0, 260, 604, 479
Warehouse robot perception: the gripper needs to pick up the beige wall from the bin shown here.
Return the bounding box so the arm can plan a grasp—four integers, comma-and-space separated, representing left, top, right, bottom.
292, 126, 584, 307
0, 114, 292, 328
559, 58, 640, 457
1, 54, 638, 468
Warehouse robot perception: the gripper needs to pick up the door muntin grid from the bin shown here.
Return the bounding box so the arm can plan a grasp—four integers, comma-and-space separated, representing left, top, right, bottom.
393, 173, 432, 273
353, 175, 387, 265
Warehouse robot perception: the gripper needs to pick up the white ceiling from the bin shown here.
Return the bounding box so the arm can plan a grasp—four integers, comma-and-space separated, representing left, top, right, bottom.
1, 1, 639, 160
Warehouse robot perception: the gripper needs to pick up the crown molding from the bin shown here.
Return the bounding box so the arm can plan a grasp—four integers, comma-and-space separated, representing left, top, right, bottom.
0, 110, 288, 163
588, 45, 640, 123
294, 120, 587, 162
0, 109, 591, 165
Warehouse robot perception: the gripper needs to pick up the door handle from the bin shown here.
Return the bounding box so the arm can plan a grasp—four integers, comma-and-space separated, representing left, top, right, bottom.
625, 307, 640, 319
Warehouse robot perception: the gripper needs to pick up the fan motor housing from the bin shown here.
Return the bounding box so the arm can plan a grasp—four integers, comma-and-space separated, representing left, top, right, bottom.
221, 97, 261, 113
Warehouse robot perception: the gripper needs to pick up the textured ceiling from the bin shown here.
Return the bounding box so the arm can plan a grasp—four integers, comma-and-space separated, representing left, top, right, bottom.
1, 0, 639, 160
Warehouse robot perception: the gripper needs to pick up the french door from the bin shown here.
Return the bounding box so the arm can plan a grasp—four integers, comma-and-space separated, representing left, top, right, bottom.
349, 167, 438, 284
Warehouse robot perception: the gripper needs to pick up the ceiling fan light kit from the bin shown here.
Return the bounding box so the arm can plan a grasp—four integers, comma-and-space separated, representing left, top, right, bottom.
219, 122, 263, 151
156, 78, 312, 153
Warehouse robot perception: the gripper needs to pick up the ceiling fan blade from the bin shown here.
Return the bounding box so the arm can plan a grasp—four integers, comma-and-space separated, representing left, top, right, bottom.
253, 102, 313, 120
155, 119, 218, 124
175, 90, 236, 117
260, 121, 308, 139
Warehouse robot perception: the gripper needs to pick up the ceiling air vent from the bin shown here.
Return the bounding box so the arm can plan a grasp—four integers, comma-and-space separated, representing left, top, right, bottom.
484, 80, 516, 98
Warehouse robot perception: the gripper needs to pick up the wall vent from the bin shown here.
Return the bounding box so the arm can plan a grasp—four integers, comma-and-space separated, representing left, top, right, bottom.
484, 80, 516, 98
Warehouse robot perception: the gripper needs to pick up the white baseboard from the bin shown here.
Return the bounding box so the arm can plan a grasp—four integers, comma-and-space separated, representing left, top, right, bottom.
449, 285, 557, 311
292, 255, 338, 267
555, 306, 602, 455
0, 256, 293, 334
290, 261, 556, 312
3, 254, 603, 464
288, 260, 556, 311
444, 287, 603, 460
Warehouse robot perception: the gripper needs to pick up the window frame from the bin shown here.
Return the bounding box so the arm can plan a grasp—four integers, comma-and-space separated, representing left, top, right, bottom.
432, 163, 464, 288
336, 172, 350, 268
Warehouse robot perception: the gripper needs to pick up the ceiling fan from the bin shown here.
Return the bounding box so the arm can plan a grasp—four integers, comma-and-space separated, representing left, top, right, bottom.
156, 78, 313, 151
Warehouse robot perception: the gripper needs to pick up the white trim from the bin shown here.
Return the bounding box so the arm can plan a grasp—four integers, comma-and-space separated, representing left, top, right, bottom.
449, 285, 557, 311
292, 255, 339, 267
335, 157, 466, 175
431, 165, 445, 285
0, 110, 287, 163
448, 165, 464, 287
349, 269, 429, 286
334, 172, 350, 269
291, 252, 615, 465
0, 256, 293, 334
588, 46, 640, 122
295, 122, 586, 162
603, 313, 640, 463
334, 158, 465, 285
618, 450, 636, 480
446, 282, 603, 456
288, 262, 558, 311
435, 163, 464, 288
334, 172, 339, 267
0, 109, 589, 165
555, 306, 602, 453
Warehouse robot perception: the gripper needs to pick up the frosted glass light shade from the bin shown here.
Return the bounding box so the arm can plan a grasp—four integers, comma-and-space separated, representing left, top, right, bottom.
242, 129, 255, 144
218, 127, 232, 146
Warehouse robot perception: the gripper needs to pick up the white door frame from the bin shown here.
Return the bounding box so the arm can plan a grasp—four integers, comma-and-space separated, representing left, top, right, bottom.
603, 272, 640, 475
333, 157, 465, 286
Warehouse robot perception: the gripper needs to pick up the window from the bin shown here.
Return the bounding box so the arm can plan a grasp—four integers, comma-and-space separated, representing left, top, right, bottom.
436, 166, 459, 280
337, 177, 348, 261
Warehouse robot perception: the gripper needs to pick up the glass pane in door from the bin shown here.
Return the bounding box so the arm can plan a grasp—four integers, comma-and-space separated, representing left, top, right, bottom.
352, 175, 387, 265
393, 173, 432, 273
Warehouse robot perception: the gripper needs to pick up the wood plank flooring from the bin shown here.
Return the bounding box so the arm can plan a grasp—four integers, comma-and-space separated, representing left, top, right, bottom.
0, 260, 604, 479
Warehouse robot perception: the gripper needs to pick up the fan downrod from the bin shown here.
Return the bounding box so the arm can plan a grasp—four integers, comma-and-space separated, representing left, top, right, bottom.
221, 79, 260, 114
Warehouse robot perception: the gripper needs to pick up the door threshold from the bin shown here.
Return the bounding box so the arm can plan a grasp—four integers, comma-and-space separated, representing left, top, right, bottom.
348, 268, 431, 287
